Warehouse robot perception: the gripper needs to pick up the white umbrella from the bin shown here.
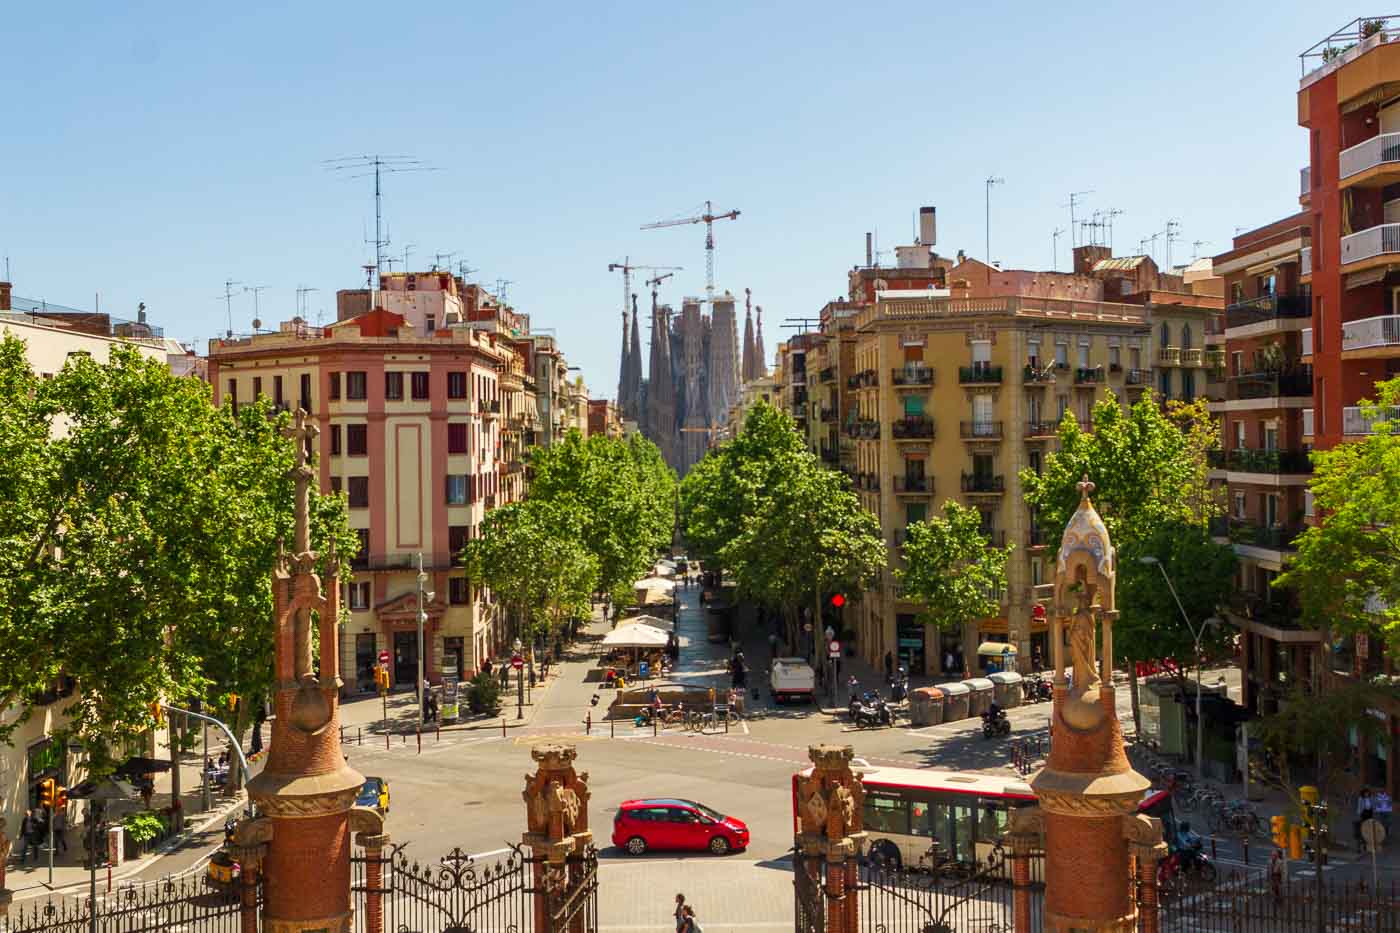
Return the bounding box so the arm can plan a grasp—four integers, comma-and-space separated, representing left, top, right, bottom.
601, 625, 671, 649
635, 576, 676, 593
617, 613, 674, 631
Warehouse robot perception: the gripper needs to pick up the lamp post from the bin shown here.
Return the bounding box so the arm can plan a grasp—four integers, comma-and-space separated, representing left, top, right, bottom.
513, 637, 525, 720
1139, 556, 1222, 779
416, 554, 434, 728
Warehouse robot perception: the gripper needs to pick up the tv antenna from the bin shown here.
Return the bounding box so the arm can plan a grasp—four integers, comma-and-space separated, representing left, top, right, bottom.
1164, 220, 1182, 270
1105, 208, 1124, 250
217, 280, 242, 339
296, 286, 320, 319
1191, 240, 1211, 262
457, 260, 478, 282
1063, 191, 1094, 248
401, 243, 417, 273
243, 285, 269, 331
1052, 228, 1066, 271
496, 279, 515, 304
324, 155, 440, 289
433, 251, 458, 272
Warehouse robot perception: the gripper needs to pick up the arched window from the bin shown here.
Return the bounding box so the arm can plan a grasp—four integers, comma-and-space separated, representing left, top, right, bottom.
1159, 322, 1170, 347
1182, 324, 1193, 350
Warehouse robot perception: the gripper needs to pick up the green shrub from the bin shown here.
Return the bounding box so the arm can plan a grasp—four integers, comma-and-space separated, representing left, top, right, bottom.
467, 672, 502, 715
121, 810, 168, 844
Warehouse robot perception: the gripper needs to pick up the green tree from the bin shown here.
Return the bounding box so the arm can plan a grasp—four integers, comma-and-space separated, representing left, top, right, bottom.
1276, 379, 1400, 643
896, 501, 1012, 638
1020, 393, 1226, 735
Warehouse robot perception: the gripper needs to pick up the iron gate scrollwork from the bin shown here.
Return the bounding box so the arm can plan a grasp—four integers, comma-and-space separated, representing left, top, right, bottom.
1, 872, 256, 933
354, 843, 534, 933
792, 847, 825, 933
542, 845, 597, 933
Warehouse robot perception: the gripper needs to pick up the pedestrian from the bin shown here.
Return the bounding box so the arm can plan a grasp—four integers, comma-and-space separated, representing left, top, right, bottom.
680, 904, 702, 933
53, 805, 67, 853
1356, 787, 1375, 852
884, 651, 894, 681
1376, 788, 1393, 840
18, 809, 36, 866
673, 893, 686, 933
944, 650, 955, 675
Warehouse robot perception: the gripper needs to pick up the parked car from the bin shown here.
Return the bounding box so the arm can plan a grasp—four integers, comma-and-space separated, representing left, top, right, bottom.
770, 657, 815, 704
611, 798, 749, 856
358, 776, 390, 814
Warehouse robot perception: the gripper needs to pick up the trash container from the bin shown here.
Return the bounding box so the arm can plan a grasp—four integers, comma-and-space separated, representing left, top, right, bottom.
940, 681, 971, 721
966, 677, 995, 717
989, 671, 1023, 709
909, 687, 945, 727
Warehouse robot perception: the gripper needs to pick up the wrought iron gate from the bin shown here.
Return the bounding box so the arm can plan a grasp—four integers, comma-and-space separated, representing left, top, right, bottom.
1, 873, 256, 933
543, 846, 597, 933
793, 848, 825, 933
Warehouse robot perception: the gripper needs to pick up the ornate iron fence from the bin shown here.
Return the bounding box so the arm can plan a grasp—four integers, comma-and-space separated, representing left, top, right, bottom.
543, 846, 597, 933
793, 848, 824, 933
1151, 866, 1400, 932
1, 873, 254, 933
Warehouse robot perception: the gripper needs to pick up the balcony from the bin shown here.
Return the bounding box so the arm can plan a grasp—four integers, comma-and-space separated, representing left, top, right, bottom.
1227, 369, 1313, 401
893, 475, 932, 494
1074, 366, 1105, 386
1025, 420, 1058, 439
1301, 246, 1311, 277
1301, 328, 1313, 358
818, 406, 836, 423
478, 398, 502, 415
1340, 132, 1400, 181
1180, 349, 1203, 366
891, 365, 935, 387
1208, 448, 1313, 474
1157, 347, 1180, 366
1224, 294, 1313, 330
1125, 368, 1152, 386
960, 420, 1003, 440
857, 419, 881, 439
818, 366, 836, 383
1302, 408, 1314, 437
859, 472, 882, 493
1341, 223, 1400, 267
850, 369, 878, 389
891, 416, 935, 440
1203, 349, 1226, 370
960, 473, 1005, 495
1228, 520, 1303, 551
1344, 405, 1400, 435
959, 365, 1003, 385
1342, 314, 1400, 353
1023, 364, 1058, 385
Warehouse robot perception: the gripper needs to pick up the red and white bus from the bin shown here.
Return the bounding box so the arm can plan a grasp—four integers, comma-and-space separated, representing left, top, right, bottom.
793, 762, 1173, 876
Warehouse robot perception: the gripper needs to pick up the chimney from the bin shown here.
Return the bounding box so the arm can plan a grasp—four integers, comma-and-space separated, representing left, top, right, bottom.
137, 302, 147, 324
0, 281, 10, 312
865, 233, 873, 268
956, 249, 966, 265
1073, 245, 1113, 276
918, 206, 936, 246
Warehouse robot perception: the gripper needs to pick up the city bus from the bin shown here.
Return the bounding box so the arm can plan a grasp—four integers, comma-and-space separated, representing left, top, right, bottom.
792, 763, 1172, 879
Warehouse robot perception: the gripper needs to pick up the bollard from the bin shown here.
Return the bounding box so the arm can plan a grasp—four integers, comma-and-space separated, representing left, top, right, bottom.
416, 729, 421, 754
385, 730, 390, 750
436, 724, 440, 742
402, 732, 406, 744
502, 717, 507, 738
652, 717, 657, 737
610, 717, 615, 738
584, 712, 592, 735
358, 727, 363, 746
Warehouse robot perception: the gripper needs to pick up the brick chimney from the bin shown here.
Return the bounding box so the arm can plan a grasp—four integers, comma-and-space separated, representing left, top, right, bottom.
0, 282, 11, 311
1072, 245, 1112, 276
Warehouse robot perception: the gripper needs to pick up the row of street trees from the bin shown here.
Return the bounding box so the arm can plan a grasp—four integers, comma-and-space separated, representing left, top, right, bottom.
462, 431, 676, 650
0, 337, 355, 778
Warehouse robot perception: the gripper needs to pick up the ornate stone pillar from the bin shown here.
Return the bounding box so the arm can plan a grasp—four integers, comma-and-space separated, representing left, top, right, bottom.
521, 744, 592, 933
246, 411, 365, 933
795, 745, 867, 933
356, 832, 390, 933
1032, 478, 1157, 932
234, 844, 267, 933
1126, 816, 1168, 933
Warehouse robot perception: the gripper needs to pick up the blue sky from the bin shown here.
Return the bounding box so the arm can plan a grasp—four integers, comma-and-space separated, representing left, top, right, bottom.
2, 1, 1327, 393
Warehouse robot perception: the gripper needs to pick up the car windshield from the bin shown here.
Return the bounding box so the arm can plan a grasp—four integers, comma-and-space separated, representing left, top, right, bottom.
685, 801, 725, 822
357, 781, 380, 804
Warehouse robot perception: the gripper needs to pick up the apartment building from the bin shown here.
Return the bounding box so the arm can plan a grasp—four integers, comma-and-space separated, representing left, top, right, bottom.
587, 399, 624, 438
1298, 15, 1400, 794
1208, 215, 1318, 716
208, 280, 524, 694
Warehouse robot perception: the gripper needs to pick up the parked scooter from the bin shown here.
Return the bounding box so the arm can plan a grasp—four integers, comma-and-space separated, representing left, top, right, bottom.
981, 705, 1011, 738
852, 695, 894, 729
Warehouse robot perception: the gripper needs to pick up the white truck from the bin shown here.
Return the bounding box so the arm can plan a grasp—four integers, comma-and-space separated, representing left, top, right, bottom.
770, 657, 816, 704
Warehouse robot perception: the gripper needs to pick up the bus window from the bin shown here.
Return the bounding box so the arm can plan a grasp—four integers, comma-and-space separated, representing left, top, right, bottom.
977, 801, 1009, 844
866, 796, 909, 835
910, 800, 932, 835
952, 804, 975, 862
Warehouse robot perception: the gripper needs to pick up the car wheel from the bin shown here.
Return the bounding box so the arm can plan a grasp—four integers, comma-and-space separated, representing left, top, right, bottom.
709, 836, 730, 856
625, 836, 647, 856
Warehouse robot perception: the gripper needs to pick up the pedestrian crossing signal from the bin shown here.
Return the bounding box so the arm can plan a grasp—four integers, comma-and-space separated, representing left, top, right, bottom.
37, 778, 55, 809
54, 787, 67, 811
1270, 814, 1288, 848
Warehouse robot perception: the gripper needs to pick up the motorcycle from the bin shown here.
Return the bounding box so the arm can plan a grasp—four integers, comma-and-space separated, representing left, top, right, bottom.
981, 708, 1011, 739
1022, 674, 1052, 703
853, 697, 894, 729
1157, 840, 1216, 887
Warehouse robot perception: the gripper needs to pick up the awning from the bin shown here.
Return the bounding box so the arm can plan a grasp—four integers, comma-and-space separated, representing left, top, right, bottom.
114, 756, 173, 777
977, 642, 1018, 657
635, 576, 675, 593
618, 613, 673, 631
601, 625, 671, 649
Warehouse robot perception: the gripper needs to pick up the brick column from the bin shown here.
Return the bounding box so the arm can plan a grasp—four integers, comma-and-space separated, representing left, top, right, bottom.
236, 848, 265, 933
520, 745, 592, 933
795, 746, 867, 933
1010, 830, 1037, 933
1128, 832, 1168, 933
357, 833, 390, 933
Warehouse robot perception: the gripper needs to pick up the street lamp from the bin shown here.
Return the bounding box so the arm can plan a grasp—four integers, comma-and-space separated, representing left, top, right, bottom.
416, 554, 434, 728
513, 637, 525, 720
1139, 556, 1223, 779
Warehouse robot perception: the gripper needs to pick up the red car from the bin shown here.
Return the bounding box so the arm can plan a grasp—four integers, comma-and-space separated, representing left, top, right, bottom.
611, 798, 750, 856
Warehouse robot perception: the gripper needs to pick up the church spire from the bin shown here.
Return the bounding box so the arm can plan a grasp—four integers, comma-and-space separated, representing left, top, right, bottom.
741, 287, 756, 382
624, 293, 643, 421
616, 308, 631, 417
754, 305, 768, 378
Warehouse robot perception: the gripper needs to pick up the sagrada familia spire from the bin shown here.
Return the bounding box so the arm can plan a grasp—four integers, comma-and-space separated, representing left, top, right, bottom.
741, 289, 756, 382
616, 297, 644, 423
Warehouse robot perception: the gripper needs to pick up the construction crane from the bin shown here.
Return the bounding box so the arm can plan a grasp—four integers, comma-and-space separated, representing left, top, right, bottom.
607, 259, 682, 325
641, 201, 741, 304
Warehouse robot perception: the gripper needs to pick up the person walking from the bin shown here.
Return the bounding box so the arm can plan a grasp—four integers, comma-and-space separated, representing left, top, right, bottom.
673, 893, 686, 932
1356, 787, 1376, 852
1376, 788, 1393, 842
679, 904, 702, 933
18, 809, 36, 866
884, 651, 894, 682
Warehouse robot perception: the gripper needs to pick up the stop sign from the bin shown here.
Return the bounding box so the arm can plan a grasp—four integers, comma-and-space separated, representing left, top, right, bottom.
511, 655, 524, 670
378, 650, 390, 665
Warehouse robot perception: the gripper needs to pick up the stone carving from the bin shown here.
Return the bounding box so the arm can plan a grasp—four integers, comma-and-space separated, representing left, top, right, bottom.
825, 785, 856, 839
522, 744, 590, 843
255, 788, 360, 820
1037, 788, 1145, 819
801, 788, 828, 832
232, 815, 275, 847
1121, 813, 1165, 848
349, 806, 386, 836
1054, 476, 1120, 730
1007, 805, 1044, 837
547, 781, 581, 836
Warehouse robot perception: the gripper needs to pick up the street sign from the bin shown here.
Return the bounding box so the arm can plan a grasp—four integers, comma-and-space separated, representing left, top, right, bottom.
828, 641, 841, 658
378, 650, 390, 665
511, 655, 524, 670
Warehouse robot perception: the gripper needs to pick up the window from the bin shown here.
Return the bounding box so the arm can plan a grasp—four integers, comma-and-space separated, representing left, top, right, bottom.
253, 376, 262, 399
1231, 351, 1243, 376
347, 424, 368, 456
1181, 324, 1193, 350
971, 340, 991, 366
448, 423, 469, 454
1129, 347, 1141, 370
1231, 282, 1245, 304
972, 394, 993, 426
1109, 346, 1120, 367
1077, 343, 1089, 368
329, 372, 341, 400
330, 475, 343, 494
385, 371, 404, 401
353, 528, 370, 567
346, 371, 367, 400
347, 476, 369, 509
1056, 394, 1068, 418
1159, 322, 1170, 347
1159, 370, 1172, 398
1180, 369, 1195, 401
1264, 493, 1280, 527
448, 371, 468, 400
273, 375, 284, 406
445, 474, 469, 505
300, 373, 312, 411
1256, 273, 1276, 297
330, 425, 342, 456
448, 525, 470, 554
865, 796, 909, 835
411, 372, 430, 400
1233, 493, 1246, 520
426, 316, 436, 335
449, 577, 469, 605
1054, 342, 1068, 366
1026, 339, 1041, 368
349, 581, 371, 610
1234, 421, 1246, 449
1264, 423, 1279, 451
1028, 450, 1042, 475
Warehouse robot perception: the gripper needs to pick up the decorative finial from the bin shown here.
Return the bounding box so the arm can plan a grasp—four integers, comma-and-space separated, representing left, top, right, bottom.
1077, 474, 1095, 502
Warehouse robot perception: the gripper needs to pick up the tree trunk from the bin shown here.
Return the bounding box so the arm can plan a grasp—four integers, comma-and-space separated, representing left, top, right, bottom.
169, 712, 183, 832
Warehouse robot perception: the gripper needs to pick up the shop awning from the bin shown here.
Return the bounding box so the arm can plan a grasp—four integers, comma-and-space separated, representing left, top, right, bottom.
601, 625, 671, 649
977, 642, 1017, 657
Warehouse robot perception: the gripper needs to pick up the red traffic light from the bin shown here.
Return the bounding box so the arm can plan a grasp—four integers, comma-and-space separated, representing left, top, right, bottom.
1031, 603, 1047, 620
830, 594, 846, 608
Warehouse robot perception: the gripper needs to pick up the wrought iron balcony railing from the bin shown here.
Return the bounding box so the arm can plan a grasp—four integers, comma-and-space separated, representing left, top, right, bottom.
891, 417, 935, 439
959, 365, 1003, 384
960, 473, 1005, 494
1224, 294, 1313, 329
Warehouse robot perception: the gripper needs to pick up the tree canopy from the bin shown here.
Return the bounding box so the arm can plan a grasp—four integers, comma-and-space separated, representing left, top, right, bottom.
0, 337, 354, 769
1276, 378, 1400, 645
896, 500, 1012, 633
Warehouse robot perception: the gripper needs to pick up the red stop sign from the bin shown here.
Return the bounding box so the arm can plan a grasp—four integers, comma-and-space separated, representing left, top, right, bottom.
511, 655, 524, 670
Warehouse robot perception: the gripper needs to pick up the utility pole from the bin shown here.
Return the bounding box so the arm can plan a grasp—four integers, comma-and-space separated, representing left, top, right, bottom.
985, 176, 1005, 286
416, 554, 433, 731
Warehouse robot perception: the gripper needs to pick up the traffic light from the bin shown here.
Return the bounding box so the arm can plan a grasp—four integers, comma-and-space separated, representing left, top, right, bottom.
151, 702, 164, 727
830, 594, 846, 609
37, 778, 55, 809
1270, 814, 1288, 849
54, 786, 67, 811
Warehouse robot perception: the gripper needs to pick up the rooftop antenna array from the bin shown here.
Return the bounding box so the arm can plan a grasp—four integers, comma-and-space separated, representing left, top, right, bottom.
1052, 228, 1066, 271
324, 155, 440, 289
243, 285, 269, 331
433, 251, 458, 272
296, 286, 320, 320
1064, 191, 1094, 248
217, 279, 242, 339
457, 261, 479, 283
1164, 220, 1182, 270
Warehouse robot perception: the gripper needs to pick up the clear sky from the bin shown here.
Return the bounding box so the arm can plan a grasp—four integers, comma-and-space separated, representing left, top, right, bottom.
2, 1, 1330, 393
